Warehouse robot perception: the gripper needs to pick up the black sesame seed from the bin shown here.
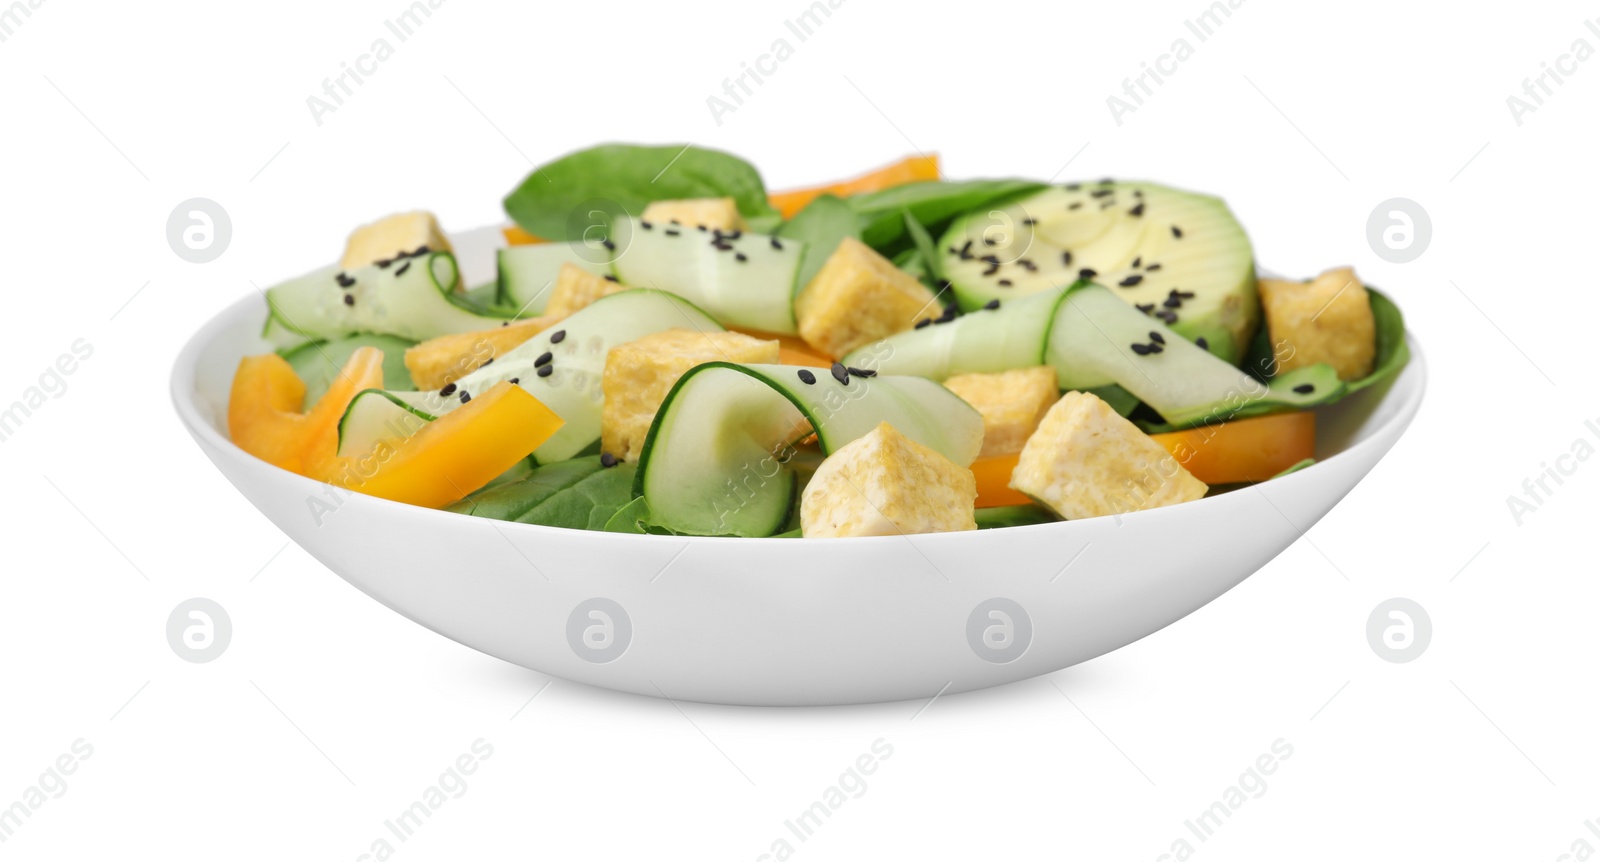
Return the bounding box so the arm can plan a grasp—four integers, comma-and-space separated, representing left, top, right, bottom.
1171, 225, 1183, 238
696, 225, 708, 232
1068, 202, 1083, 211
1022, 218, 1037, 226
550, 330, 567, 344
1157, 310, 1179, 324
501, 321, 510, 327
642, 220, 654, 230
509, 378, 520, 385
413, 245, 430, 257
982, 265, 1000, 277
536, 364, 553, 378
1131, 257, 1142, 268
1294, 383, 1315, 394
1148, 343, 1164, 354
1149, 331, 1165, 345
914, 318, 932, 329
1061, 251, 1074, 267
1176, 290, 1196, 299
481, 358, 494, 367
735, 252, 747, 263
1163, 296, 1182, 308
959, 240, 974, 259
440, 383, 457, 396
342, 293, 355, 306
983, 299, 1001, 310
1136, 303, 1155, 314
534, 351, 553, 368
937, 305, 958, 322
1129, 203, 1146, 217
1090, 189, 1113, 199
394, 261, 412, 277
724, 230, 742, 240
770, 237, 783, 251
669, 219, 681, 225
665, 229, 680, 237
1146, 263, 1162, 272
980, 254, 1000, 265
983, 237, 998, 247
1119, 274, 1144, 288
459, 390, 471, 403
797, 369, 816, 384
336, 272, 356, 287
998, 279, 1013, 287
846, 366, 877, 378
375, 259, 393, 269
604, 274, 619, 282
601, 239, 616, 251
1131, 343, 1153, 356
1079, 268, 1097, 280
1195, 337, 1209, 351
600, 452, 618, 468
830, 362, 850, 385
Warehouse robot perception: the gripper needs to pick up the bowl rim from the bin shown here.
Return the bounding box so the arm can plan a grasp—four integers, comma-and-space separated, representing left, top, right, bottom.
171, 290, 1428, 546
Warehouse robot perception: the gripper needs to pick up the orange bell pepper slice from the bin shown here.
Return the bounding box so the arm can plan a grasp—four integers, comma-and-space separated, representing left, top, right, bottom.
330, 382, 563, 508
768, 154, 941, 219
728, 326, 836, 366
502, 225, 545, 246
228, 347, 385, 476
972, 453, 1032, 509
1151, 411, 1316, 485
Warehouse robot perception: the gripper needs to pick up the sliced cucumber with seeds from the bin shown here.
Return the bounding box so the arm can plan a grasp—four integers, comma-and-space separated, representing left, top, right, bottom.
610, 218, 804, 333
280, 333, 415, 410
635, 362, 983, 537
265, 252, 508, 342
431, 289, 725, 465
497, 242, 613, 314
335, 389, 437, 458
841, 287, 1068, 379
1047, 284, 1343, 428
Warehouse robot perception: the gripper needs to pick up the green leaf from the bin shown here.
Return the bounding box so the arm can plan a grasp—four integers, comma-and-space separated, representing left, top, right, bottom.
847, 179, 1048, 249
975, 504, 1059, 529
601, 496, 693, 535
777, 194, 860, 294
503, 144, 779, 240
1081, 384, 1141, 417
279, 333, 415, 410
446, 456, 639, 530
1345, 287, 1409, 394
900, 208, 944, 286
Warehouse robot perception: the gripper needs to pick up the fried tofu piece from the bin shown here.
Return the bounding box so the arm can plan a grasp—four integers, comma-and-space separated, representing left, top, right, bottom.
1010, 391, 1206, 520
404, 316, 556, 391
800, 422, 977, 538
1258, 267, 1376, 380
342, 211, 453, 275
640, 198, 745, 232
601, 328, 779, 461
545, 262, 629, 318
943, 366, 1060, 457
794, 237, 937, 357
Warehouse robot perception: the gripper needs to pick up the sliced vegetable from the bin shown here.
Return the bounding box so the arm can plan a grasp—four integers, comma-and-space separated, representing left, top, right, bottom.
280, 333, 414, 410
730, 327, 836, 367
447, 456, 638, 529
635, 362, 983, 537
265, 251, 511, 342
404, 315, 556, 391
609, 218, 805, 333
502, 225, 544, 246
335, 389, 437, 459
334, 382, 563, 508
769, 154, 941, 219
971, 453, 1030, 508
846, 179, 1047, 249
1150, 412, 1316, 485
497, 242, 613, 314
228, 347, 385, 476
776, 194, 862, 295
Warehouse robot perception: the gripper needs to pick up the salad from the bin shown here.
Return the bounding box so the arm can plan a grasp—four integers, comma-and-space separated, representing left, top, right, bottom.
229, 144, 1409, 538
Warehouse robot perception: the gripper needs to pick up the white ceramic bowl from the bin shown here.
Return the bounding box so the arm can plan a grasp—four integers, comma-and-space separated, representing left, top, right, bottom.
172, 228, 1426, 706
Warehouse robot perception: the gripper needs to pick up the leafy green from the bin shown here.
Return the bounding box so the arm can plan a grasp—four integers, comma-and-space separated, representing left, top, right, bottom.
1082, 384, 1141, 418
1346, 287, 1409, 394
503, 144, 778, 241
446, 456, 639, 530
975, 505, 1059, 529
847, 179, 1048, 249
777, 194, 860, 294
1270, 458, 1317, 478
280, 333, 414, 410
601, 496, 693, 535
900, 208, 944, 286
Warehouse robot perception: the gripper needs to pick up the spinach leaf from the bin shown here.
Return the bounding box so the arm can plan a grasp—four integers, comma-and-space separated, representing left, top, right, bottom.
503, 144, 779, 240
1081, 384, 1141, 418
975, 504, 1059, 529
446, 456, 639, 530
601, 496, 693, 535
1345, 287, 1409, 394
848, 179, 1048, 249
777, 194, 860, 294
900, 208, 944, 286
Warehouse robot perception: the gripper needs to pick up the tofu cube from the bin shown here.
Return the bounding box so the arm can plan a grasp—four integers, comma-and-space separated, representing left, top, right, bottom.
601, 328, 779, 461
404, 315, 556, 391
794, 237, 937, 357
545, 262, 629, 318
342, 211, 453, 274
1010, 391, 1207, 520
943, 366, 1060, 457
641, 197, 745, 232
800, 422, 977, 538
1258, 267, 1376, 380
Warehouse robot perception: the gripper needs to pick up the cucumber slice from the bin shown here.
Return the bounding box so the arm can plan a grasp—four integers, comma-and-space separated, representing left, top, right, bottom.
1046, 284, 1343, 427
497, 242, 612, 314
335, 389, 436, 458
430, 289, 725, 464
841, 287, 1068, 379
635, 363, 983, 537
280, 333, 415, 410
265, 252, 509, 342
611, 218, 804, 333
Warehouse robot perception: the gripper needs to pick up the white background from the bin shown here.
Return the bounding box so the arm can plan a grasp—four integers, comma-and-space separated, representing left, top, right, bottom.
2, 0, 1597, 858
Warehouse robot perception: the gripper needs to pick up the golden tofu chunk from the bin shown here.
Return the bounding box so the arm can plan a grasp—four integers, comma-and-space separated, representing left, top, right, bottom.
342, 211, 453, 275
545, 262, 630, 318
800, 422, 977, 538
943, 366, 1060, 457
640, 198, 745, 232
794, 237, 937, 357
601, 328, 779, 461
1258, 267, 1376, 380
404, 316, 557, 391
1010, 391, 1206, 520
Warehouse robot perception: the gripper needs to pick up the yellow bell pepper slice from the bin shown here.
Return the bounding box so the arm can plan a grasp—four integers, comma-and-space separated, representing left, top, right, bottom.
229, 347, 385, 475
335, 382, 564, 508
1151, 411, 1316, 485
